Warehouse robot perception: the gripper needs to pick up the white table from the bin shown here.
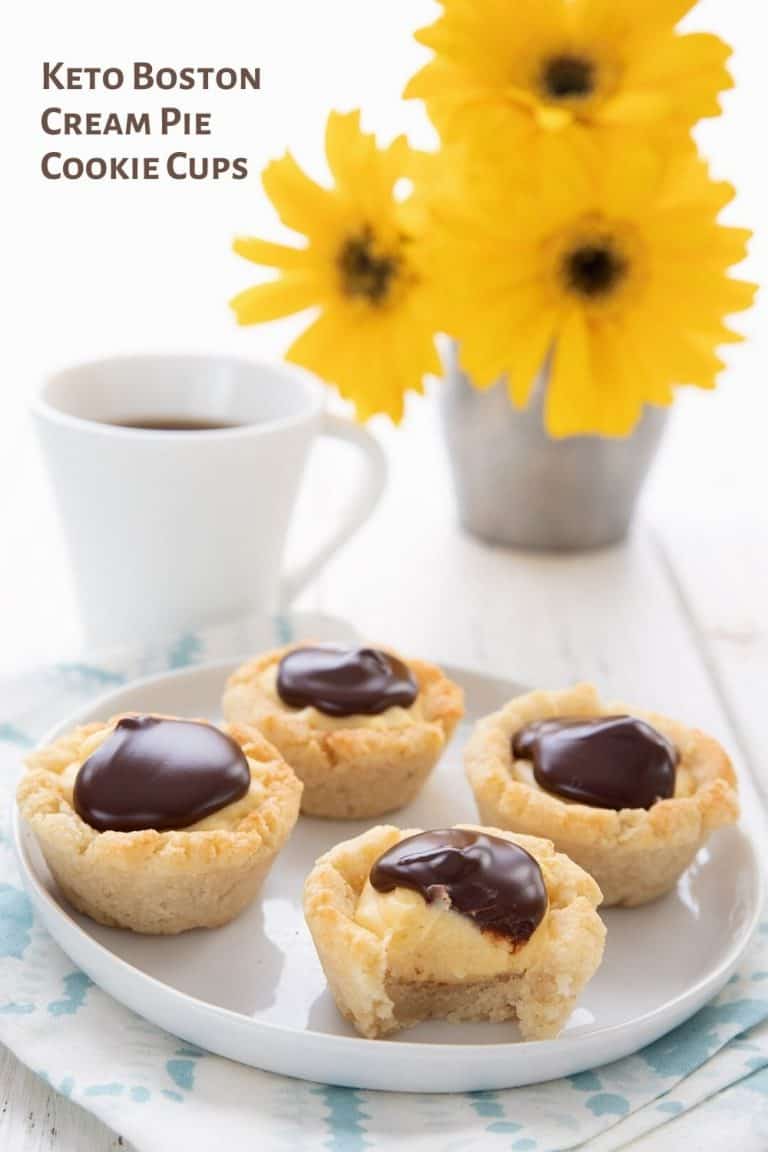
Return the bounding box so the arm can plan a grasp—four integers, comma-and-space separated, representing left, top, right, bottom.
2, 378, 766, 1150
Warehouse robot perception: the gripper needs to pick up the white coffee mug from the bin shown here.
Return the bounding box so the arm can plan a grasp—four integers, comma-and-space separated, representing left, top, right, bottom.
33, 354, 387, 649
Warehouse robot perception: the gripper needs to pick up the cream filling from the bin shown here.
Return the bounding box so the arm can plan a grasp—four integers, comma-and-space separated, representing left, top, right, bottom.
257, 663, 425, 731
61, 724, 268, 832
354, 876, 549, 983
510, 748, 695, 803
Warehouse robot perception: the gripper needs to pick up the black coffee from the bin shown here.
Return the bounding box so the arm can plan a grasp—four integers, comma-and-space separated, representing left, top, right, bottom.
112, 416, 241, 432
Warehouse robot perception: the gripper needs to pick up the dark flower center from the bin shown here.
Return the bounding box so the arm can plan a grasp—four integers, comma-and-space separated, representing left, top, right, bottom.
339, 227, 398, 304
564, 243, 626, 298
542, 54, 596, 100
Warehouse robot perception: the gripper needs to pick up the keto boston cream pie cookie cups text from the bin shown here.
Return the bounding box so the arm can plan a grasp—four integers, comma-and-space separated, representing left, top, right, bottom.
303, 824, 605, 1040
465, 684, 739, 908
17, 714, 302, 934
222, 644, 464, 819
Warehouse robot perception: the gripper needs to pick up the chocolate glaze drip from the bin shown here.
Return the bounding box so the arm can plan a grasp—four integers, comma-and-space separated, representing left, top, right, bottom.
73, 716, 251, 833
370, 829, 547, 943
276, 646, 418, 717
512, 715, 677, 811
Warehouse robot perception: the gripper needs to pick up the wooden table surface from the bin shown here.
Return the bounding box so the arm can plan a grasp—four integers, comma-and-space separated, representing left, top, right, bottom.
1, 381, 766, 1150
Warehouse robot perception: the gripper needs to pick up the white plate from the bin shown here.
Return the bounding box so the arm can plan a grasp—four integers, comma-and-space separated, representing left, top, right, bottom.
13, 660, 763, 1093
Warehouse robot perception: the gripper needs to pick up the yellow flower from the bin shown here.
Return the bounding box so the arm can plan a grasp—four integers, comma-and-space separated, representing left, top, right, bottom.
406, 0, 732, 161
433, 149, 755, 438
230, 111, 440, 422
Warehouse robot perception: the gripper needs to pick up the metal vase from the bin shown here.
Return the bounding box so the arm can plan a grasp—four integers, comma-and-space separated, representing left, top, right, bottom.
439, 341, 668, 551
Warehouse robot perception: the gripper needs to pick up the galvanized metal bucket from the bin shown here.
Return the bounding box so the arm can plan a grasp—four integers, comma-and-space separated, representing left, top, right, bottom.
439, 341, 668, 551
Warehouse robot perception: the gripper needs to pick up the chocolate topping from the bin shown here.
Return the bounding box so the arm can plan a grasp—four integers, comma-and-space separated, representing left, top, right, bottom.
276, 646, 418, 717
73, 715, 251, 833
370, 829, 547, 943
512, 715, 677, 811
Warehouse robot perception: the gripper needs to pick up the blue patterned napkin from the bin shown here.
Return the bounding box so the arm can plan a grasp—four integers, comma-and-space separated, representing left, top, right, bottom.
2, 614, 767, 1152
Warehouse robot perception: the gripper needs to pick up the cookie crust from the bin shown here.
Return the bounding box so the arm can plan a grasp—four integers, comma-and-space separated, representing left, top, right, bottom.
303, 823, 605, 1040
464, 684, 739, 907
222, 646, 464, 819
17, 716, 302, 934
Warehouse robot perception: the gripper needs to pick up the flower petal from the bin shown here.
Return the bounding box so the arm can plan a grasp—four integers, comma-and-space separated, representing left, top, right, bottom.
262, 153, 341, 239
288, 297, 437, 424
507, 310, 559, 408
286, 308, 345, 377
232, 237, 309, 268
229, 277, 320, 324
545, 309, 595, 438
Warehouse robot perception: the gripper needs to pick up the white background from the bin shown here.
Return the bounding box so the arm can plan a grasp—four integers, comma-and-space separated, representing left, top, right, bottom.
0, 0, 429, 667
0, 0, 765, 669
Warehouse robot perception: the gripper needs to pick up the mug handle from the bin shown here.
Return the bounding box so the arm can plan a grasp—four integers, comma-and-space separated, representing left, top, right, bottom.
280, 412, 388, 606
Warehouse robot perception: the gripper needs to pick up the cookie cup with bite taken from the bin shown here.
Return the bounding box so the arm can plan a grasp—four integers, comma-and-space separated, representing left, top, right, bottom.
303, 823, 605, 1040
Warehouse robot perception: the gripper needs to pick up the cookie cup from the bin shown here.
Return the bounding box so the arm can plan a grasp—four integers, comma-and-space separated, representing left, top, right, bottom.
303, 823, 605, 1040
465, 684, 739, 908
17, 717, 302, 934
223, 646, 464, 819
